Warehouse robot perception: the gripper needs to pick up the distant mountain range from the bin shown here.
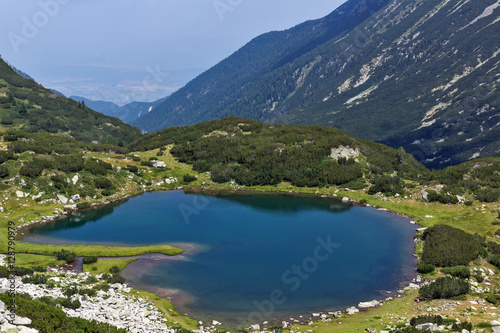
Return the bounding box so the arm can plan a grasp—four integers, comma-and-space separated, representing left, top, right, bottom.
0, 58, 141, 145
70, 96, 168, 124
133, 0, 500, 168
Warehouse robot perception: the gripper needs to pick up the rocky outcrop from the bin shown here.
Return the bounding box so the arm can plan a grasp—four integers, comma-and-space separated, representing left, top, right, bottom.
330, 146, 360, 161
0, 273, 200, 333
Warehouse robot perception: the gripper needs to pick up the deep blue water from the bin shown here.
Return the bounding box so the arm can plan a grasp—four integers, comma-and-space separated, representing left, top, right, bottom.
21, 190, 417, 324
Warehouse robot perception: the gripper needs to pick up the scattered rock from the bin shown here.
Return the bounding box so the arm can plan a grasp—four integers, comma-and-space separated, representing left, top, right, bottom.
164, 177, 177, 184
0, 273, 181, 333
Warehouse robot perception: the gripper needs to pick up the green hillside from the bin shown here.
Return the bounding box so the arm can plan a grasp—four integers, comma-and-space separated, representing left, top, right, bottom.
0, 58, 141, 145
1, 116, 499, 332
130, 117, 429, 187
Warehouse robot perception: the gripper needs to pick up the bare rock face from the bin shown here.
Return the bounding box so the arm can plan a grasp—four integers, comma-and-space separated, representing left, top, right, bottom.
330, 146, 360, 161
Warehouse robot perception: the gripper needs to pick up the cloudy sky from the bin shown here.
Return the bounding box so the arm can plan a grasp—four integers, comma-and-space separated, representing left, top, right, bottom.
0, 0, 344, 104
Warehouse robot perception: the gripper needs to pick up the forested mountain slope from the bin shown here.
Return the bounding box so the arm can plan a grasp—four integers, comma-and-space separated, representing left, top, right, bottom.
0, 59, 141, 145
134, 0, 500, 168
133, 0, 392, 129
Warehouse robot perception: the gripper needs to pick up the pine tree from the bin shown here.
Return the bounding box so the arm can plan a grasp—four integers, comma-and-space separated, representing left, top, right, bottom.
8, 94, 15, 106
19, 104, 27, 116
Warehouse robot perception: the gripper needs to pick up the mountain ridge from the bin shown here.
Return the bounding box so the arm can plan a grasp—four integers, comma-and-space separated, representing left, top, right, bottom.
132, 0, 392, 128
70, 95, 168, 124
133, 0, 500, 169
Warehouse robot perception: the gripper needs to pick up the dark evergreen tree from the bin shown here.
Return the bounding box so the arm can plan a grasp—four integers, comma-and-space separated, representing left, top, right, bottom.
19, 104, 27, 116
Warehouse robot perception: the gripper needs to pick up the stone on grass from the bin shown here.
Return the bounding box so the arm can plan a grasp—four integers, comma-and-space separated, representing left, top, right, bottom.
358, 300, 380, 309
57, 194, 68, 204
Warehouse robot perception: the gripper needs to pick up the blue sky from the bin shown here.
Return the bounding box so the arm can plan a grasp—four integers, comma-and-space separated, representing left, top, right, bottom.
1, 0, 344, 104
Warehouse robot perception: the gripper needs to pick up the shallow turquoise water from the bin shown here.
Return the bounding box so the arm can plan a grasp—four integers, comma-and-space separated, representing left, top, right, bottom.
22, 190, 418, 324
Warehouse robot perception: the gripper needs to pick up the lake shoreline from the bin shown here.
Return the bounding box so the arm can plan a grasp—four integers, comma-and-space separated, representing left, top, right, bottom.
16, 186, 420, 246
14, 186, 423, 330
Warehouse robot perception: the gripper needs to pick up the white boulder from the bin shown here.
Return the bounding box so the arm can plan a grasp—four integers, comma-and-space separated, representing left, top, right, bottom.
250, 324, 260, 331
346, 307, 359, 315
57, 194, 68, 204
13, 316, 32, 325
152, 161, 166, 168
358, 300, 380, 309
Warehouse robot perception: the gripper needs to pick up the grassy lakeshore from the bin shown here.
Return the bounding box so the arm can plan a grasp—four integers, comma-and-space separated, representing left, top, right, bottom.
83, 258, 138, 274
16, 243, 185, 257
2, 142, 499, 332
